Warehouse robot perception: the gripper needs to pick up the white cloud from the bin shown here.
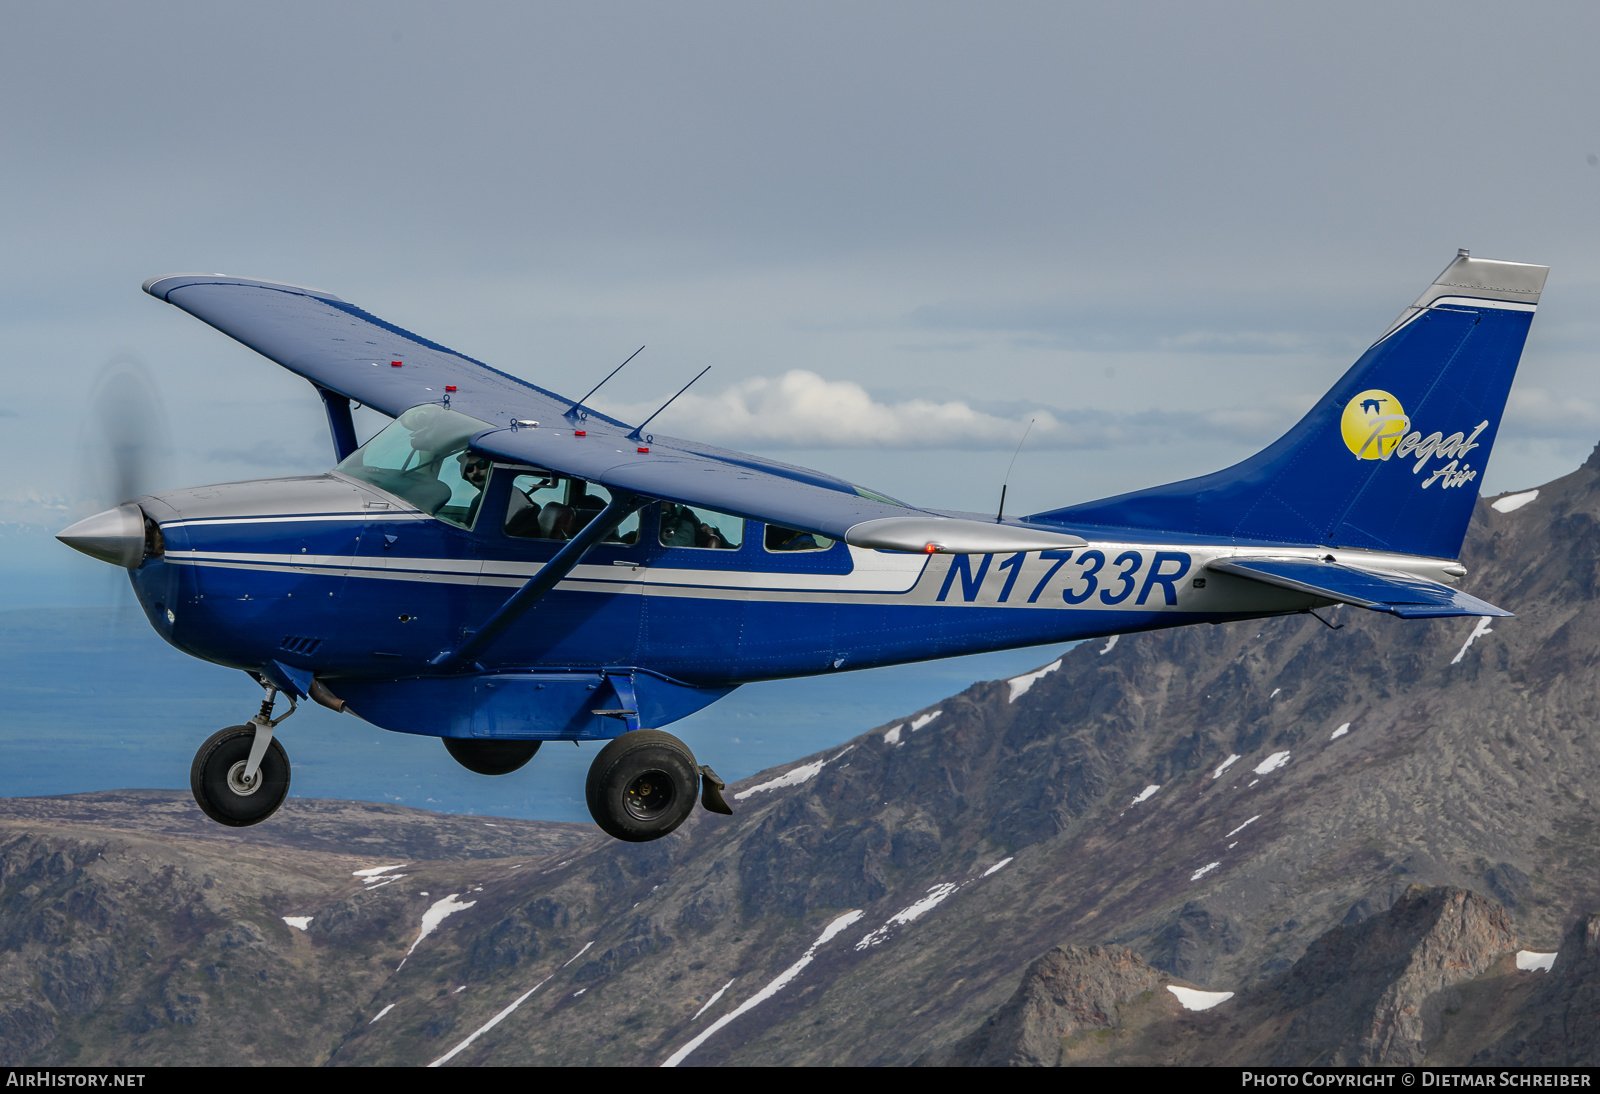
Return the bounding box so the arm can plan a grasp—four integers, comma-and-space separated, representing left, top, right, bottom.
599, 369, 1058, 449
597, 369, 1314, 452
1503, 386, 1600, 439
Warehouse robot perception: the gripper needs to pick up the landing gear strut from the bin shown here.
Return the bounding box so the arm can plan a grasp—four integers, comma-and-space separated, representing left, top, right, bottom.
585, 730, 733, 842
190, 687, 294, 827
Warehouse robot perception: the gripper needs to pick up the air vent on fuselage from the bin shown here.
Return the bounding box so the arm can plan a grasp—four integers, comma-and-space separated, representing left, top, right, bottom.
279, 636, 324, 655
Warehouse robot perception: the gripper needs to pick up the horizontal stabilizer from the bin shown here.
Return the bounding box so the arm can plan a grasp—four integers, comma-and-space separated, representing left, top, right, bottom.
1206, 557, 1511, 619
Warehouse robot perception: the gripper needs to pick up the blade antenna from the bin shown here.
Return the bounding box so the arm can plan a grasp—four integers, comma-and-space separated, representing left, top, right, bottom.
566, 345, 645, 421
996, 417, 1036, 522
627, 366, 710, 441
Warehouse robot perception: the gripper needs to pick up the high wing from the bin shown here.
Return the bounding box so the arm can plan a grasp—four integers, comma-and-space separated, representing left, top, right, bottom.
143, 274, 1085, 553
1206, 557, 1511, 618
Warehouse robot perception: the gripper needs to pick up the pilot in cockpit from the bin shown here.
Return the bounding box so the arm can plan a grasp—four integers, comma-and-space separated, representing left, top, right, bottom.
457, 451, 504, 529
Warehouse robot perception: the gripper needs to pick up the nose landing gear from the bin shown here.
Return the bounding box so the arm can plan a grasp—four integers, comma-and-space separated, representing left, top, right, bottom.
584, 730, 733, 842
190, 687, 295, 827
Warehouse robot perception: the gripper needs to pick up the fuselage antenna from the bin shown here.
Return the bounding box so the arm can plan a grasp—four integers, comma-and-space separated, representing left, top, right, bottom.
627, 366, 711, 442
565, 345, 645, 421
996, 417, 1036, 522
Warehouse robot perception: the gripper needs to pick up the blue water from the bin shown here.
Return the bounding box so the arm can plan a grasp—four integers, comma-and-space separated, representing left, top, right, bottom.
0, 600, 1069, 822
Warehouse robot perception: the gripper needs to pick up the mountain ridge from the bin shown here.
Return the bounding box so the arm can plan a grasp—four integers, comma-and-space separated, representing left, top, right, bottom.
4, 448, 1600, 1065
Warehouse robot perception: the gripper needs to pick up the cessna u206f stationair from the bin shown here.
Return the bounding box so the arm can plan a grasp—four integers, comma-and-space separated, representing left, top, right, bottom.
58, 252, 1544, 841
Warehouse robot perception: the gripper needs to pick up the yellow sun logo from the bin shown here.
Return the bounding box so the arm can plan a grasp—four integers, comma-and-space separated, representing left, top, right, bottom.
1340, 389, 1409, 460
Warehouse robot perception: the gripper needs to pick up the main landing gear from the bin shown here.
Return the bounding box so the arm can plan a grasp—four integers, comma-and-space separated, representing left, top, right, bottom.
585, 729, 733, 842
190, 686, 295, 827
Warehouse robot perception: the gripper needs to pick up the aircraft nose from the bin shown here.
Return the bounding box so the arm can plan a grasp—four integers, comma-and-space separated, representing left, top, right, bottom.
56, 502, 150, 568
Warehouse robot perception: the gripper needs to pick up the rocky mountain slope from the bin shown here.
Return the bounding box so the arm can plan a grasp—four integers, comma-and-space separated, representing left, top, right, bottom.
933, 886, 1599, 1067
6, 450, 1600, 1066
0, 794, 592, 1065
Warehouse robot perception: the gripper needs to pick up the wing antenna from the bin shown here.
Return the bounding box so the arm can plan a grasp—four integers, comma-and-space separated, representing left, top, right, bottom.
566, 345, 645, 421
996, 417, 1036, 522
627, 366, 711, 441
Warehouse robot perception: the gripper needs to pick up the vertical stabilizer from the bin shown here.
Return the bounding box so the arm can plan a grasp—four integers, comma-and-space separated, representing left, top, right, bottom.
1032, 253, 1548, 558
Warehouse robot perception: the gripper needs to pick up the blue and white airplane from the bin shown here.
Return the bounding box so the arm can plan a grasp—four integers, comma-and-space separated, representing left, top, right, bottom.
58, 251, 1545, 841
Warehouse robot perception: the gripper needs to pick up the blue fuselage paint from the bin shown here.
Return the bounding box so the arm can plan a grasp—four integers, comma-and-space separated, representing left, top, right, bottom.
122, 470, 1365, 741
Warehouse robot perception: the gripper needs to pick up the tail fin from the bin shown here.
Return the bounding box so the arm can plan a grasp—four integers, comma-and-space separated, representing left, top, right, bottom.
1032, 252, 1548, 559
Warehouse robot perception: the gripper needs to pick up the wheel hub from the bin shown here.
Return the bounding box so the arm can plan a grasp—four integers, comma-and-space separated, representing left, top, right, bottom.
226, 760, 262, 797
623, 770, 673, 820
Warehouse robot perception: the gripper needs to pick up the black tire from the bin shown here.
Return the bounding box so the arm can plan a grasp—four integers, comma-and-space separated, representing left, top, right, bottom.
443, 737, 542, 776
190, 725, 291, 828
585, 730, 698, 842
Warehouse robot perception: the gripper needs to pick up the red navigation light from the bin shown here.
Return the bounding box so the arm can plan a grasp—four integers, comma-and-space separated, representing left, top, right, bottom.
390, 360, 403, 368
574, 430, 587, 436
924, 543, 937, 554
637, 446, 650, 453
444, 385, 456, 392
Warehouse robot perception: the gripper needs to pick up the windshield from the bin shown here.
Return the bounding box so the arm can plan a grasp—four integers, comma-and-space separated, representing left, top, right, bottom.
336, 405, 493, 528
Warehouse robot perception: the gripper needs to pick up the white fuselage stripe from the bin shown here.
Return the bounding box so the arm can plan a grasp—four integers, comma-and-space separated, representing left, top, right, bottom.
162, 545, 928, 594
160, 542, 1460, 609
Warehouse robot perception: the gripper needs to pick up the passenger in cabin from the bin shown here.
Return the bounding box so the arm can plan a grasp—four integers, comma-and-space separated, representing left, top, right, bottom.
765, 525, 820, 551
659, 503, 699, 547
660, 503, 737, 548
538, 502, 576, 540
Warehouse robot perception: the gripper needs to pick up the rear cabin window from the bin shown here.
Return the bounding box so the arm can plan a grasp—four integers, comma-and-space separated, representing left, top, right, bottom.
764, 525, 835, 552
503, 473, 639, 544
659, 503, 743, 549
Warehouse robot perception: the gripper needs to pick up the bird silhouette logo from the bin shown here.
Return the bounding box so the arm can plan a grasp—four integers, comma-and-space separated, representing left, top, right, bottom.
1340, 390, 1409, 460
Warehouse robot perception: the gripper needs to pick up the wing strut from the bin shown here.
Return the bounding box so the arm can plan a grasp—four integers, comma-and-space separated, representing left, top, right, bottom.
317, 387, 359, 462
433, 492, 649, 669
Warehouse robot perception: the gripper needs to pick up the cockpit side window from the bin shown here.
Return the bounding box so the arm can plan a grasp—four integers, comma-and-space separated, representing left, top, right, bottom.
504, 472, 639, 544
334, 404, 494, 529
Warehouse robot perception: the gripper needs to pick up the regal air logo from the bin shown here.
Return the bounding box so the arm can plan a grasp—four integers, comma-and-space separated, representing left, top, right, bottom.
1340, 389, 1488, 490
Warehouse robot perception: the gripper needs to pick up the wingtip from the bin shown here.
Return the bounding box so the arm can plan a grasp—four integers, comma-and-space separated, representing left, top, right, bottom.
141, 273, 343, 303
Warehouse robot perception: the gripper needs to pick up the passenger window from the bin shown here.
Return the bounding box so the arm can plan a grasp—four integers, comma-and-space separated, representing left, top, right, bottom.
504, 473, 639, 544
659, 503, 743, 549
764, 525, 834, 552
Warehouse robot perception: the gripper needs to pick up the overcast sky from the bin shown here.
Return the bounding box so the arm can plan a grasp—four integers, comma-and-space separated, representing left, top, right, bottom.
7, 1, 1600, 581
